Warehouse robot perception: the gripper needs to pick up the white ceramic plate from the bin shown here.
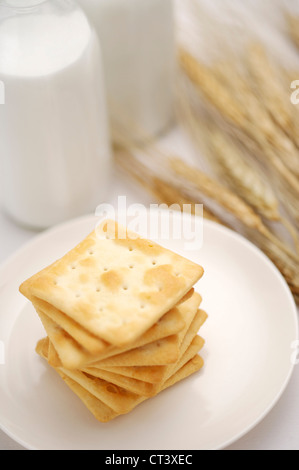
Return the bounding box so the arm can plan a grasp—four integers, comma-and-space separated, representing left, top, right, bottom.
0, 213, 297, 450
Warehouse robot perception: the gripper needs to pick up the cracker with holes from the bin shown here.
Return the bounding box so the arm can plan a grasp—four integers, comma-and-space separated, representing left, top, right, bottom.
20, 219, 207, 423
32, 289, 200, 370
82, 334, 206, 397
36, 336, 205, 421
35, 304, 207, 421
97, 309, 208, 384
20, 220, 204, 348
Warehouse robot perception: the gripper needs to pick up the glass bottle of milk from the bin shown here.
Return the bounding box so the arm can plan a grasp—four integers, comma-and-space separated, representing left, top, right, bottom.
76, 0, 176, 139
0, 0, 112, 229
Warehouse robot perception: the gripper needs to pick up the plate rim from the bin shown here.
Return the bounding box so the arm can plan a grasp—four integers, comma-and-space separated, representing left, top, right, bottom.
0, 211, 297, 450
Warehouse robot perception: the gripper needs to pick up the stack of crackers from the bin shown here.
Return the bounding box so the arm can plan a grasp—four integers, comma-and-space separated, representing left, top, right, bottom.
20, 220, 207, 423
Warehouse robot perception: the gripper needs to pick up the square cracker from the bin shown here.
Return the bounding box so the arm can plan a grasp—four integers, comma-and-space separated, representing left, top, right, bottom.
37, 310, 93, 370
35, 290, 201, 370
36, 338, 204, 423
89, 334, 181, 368
32, 297, 109, 357
117, 354, 205, 417
36, 339, 118, 423
87, 291, 202, 370
161, 309, 208, 384
40, 312, 180, 369
67, 354, 204, 422
35, 290, 198, 361
20, 219, 204, 347
83, 334, 205, 397
81, 366, 161, 397
56, 371, 118, 423
98, 308, 207, 383
58, 368, 141, 414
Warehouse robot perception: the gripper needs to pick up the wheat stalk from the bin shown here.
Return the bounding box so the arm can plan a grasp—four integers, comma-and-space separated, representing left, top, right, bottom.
176, 83, 281, 220
116, 148, 223, 225
179, 48, 299, 183
206, 129, 280, 217
115, 129, 264, 234
173, 158, 299, 293
171, 158, 299, 261
115, 117, 299, 261
178, 49, 248, 129
245, 225, 299, 296
205, 128, 299, 253
179, 48, 299, 231
116, 123, 299, 264
287, 15, 299, 50
176, 81, 299, 252
246, 42, 297, 138
115, 144, 299, 300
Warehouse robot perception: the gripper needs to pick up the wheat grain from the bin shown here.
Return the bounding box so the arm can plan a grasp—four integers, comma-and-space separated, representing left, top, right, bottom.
210, 54, 299, 177
171, 157, 269, 230
287, 15, 299, 50
116, 147, 299, 300
148, 176, 223, 224
178, 89, 299, 251
179, 49, 299, 184
115, 142, 299, 302
114, 147, 223, 225
246, 42, 295, 134
176, 85, 281, 221
208, 130, 280, 218
179, 49, 248, 129
115, 121, 299, 258
245, 225, 299, 297
179, 48, 299, 232
171, 157, 299, 261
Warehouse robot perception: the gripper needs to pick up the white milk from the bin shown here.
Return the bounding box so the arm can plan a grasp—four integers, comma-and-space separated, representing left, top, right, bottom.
76, 0, 176, 138
0, 0, 111, 229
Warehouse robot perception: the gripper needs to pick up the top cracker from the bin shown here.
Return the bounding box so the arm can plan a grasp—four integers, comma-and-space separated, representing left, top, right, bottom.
20, 220, 204, 347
